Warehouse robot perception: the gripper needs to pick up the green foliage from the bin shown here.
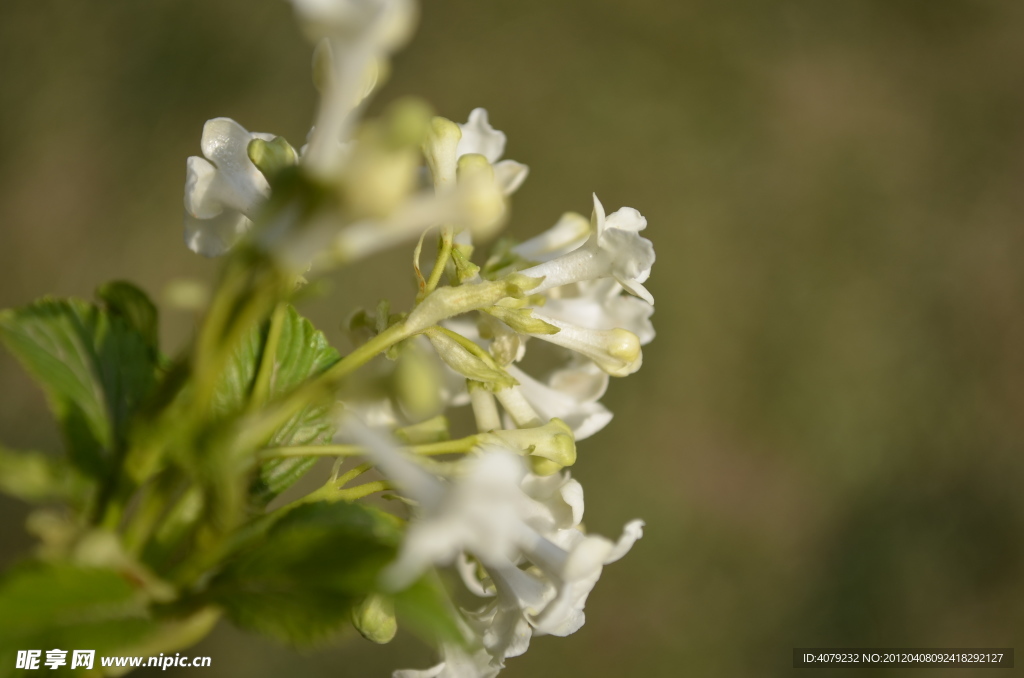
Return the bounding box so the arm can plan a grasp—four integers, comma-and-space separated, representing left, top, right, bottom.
0, 446, 85, 504
0, 297, 159, 481
96, 281, 160, 360
0, 282, 463, 663
0, 563, 156, 670
205, 501, 401, 645
212, 305, 341, 505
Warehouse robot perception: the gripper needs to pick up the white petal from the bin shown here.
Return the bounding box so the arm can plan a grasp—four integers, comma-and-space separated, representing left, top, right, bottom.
516, 240, 606, 294
605, 519, 645, 564
456, 553, 495, 598
504, 365, 612, 441
511, 212, 591, 263
604, 206, 647, 232
457, 108, 506, 164
539, 280, 655, 345
199, 118, 272, 218
599, 225, 654, 283
183, 210, 251, 258
393, 664, 445, 678
527, 315, 643, 378
184, 156, 221, 219
548, 356, 610, 402
493, 160, 529, 196
520, 471, 584, 530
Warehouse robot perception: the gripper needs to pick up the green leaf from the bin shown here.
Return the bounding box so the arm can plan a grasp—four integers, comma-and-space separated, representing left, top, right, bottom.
96, 281, 160, 358
0, 446, 86, 504
212, 305, 340, 506
206, 501, 401, 646
0, 298, 158, 479
0, 563, 156, 670
393, 574, 464, 647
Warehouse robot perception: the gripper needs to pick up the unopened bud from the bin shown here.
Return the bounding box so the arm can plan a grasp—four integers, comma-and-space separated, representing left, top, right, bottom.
424, 328, 516, 390
457, 153, 506, 239
248, 137, 298, 179
423, 116, 462, 191
352, 594, 397, 644
481, 418, 576, 473
406, 278, 527, 334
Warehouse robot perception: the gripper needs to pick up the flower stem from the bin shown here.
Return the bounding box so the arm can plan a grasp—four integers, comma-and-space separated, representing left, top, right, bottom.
249, 301, 288, 410
258, 434, 481, 460
420, 226, 453, 299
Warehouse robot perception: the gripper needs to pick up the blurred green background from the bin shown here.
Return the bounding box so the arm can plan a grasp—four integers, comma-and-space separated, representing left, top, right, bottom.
1, 0, 1023, 676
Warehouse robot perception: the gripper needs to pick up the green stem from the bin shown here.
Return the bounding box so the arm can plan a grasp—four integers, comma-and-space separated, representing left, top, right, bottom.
338, 480, 393, 501
249, 302, 288, 411
236, 320, 417, 450
421, 226, 453, 299
258, 434, 481, 461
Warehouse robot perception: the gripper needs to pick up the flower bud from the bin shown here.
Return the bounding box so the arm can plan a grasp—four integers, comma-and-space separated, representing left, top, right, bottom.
481, 418, 577, 474
247, 136, 299, 179
352, 594, 397, 644
456, 153, 506, 239
483, 306, 560, 335
406, 278, 528, 334
424, 328, 517, 390
422, 116, 462, 191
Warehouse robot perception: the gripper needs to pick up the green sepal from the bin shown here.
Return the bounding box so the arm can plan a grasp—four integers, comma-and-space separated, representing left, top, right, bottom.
482, 305, 560, 335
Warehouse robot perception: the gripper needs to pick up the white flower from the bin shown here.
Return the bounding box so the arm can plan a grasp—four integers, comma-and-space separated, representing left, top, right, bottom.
541, 278, 655, 346
381, 448, 534, 589
394, 641, 500, 678
293, 0, 418, 176
461, 518, 644, 646
502, 362, 612, 441
457, 108, 529, 196
525, 314, 642, 377
511, 212, 591, 263
183, 118, 274, 257
525, 518, 644, 636
519, 194, 655, 304
351, 424, 642, 668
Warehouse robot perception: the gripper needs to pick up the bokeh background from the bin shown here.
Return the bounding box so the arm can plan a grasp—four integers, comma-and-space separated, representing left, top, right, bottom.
2, 0, 1023, 676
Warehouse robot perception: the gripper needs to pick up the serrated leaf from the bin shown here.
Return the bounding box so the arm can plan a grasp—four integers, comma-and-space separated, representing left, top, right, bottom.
96, 281, 159, 358
0, 563, 156, 670
211, 305, 340, 506
0, 299, 158, 479
206, 501, 401, 646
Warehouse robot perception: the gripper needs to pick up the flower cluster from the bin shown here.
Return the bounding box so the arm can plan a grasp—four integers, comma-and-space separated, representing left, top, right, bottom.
181, 0, 654, 675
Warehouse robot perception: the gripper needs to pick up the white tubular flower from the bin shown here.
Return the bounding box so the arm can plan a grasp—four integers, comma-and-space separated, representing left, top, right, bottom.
378, 447, 535, 590
502, 362, 611, 441
511, 212, 591, 263
393, 641, 500, 678
293, 0, 418, 177
457, 108, 529, 196
351, 427, 642, 663
526, 519, 644, 637
461, 519, 642, 646
464, 564, 550, 661
519, 194, 655, 304
526, 314, 642, 377
183, 118, 275, 257
541, 278, 655, 346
